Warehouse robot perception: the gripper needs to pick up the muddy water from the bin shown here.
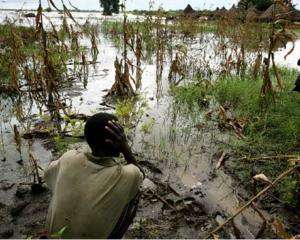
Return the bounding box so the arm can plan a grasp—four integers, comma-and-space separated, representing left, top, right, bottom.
132, 95, 264, 237
0, 10, 299, 238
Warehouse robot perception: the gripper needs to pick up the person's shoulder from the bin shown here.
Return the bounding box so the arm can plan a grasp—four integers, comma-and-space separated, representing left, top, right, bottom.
122, 164, 141, 174
45, 150, 78, 172
61, 149, 80, 158
59, 149, 83, 162
121, 164, 144, 198
122, 164, 143, 181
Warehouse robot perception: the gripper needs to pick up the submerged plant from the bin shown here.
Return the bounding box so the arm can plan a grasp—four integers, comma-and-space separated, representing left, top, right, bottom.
28, 139, 43, 186
261, 1, 295, 98
141, 118, 156, 135
105, 1, 135, 99
13, 124, 22, 162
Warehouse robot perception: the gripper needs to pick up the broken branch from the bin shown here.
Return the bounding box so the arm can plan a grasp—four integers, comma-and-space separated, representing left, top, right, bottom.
205, 165, 299, 238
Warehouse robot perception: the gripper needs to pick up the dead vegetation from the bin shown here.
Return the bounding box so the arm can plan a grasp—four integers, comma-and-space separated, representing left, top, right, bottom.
0, 1, 99, 190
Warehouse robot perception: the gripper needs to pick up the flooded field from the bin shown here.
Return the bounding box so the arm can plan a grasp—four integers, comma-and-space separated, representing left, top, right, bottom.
0, 7, 299, 239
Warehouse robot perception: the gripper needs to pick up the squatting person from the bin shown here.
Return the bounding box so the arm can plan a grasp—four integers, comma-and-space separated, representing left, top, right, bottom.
44, 113, 144, 239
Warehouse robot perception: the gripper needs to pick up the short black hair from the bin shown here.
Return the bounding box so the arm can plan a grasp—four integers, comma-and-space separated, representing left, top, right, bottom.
84, 113, 119, 155
298, 59, 300, 66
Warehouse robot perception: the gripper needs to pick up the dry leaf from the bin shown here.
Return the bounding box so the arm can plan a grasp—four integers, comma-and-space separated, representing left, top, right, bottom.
291, 234, 300, 239
212, 233, 220, 240
219, 106, 227, 121
253, 173, 272, 184
272, 218, 291, 239
205, 110, 213, 119
216, 152, 227, 169
195, 123, 205, 130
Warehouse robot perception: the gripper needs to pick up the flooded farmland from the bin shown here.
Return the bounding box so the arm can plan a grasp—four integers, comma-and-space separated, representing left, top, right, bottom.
0, 4, 300, 239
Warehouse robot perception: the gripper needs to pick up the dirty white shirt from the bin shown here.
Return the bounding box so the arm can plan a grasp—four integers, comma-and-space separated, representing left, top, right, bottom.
44, 150, 143, 239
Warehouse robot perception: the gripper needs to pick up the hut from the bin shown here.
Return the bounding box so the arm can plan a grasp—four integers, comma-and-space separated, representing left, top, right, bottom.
214, 7, 228, 19
183, 4, 196, 15
182, 4, 199, 18
246, 7, 263, 22
288, 4, 300, 22
292, 10, 300, 22
260, 3, 290, 22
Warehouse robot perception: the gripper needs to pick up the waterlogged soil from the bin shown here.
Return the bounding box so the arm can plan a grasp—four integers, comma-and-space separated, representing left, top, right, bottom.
0, 10, 299, 238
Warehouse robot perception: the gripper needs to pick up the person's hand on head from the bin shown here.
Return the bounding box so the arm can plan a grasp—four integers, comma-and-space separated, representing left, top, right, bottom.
105, 120, 145, 176
105, 120, 138, 164
105, 120, 129, 153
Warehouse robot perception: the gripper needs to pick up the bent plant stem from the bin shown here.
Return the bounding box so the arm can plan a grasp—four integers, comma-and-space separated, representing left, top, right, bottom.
37, 1, 62, 131
205, 165, 299, 239
271, 53, 283, 89
13, 124, 22, 161
135, 32, 142, 89
0, 121, 6, 160
105, 0, 135, 98
28, 139, 42, 185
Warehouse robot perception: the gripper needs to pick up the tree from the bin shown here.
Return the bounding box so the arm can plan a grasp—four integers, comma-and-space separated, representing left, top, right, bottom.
251, 0, 272, 11
238, 0, 272, 11
112, 0, 120, 14
99, 0, 120, 15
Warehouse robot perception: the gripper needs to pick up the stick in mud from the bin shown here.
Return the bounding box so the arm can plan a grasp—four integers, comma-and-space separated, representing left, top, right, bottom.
205, 164, 300, 239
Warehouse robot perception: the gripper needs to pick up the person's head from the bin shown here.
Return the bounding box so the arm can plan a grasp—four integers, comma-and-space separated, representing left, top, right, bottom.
84, 113, 120, 157
298, 59, 300, 66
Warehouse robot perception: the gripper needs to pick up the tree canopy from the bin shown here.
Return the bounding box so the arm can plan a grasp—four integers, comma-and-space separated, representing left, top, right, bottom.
99, 0, 120, 15
238, 0, 271, 11
251, 0, 273, 11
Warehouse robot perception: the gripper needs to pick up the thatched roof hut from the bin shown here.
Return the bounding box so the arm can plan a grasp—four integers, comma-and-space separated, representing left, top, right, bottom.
183, 4, 195, 15
289, 6, 300, 22
182, 4, 199, 18
260, 3, 290, 22
225, 5, 244, 20
293, 10, 300, 22
213, 6, 228, 19
246, 7, 263, 22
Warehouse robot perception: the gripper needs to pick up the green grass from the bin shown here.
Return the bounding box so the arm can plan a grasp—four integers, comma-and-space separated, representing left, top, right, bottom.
101, 20, 153, 58
213, 70, 300, 153
172, 69, 300, 208
101, 19, 217, 58
0, 22, 89, 88
172, 80, 211, 112
115, 96, 148, 128
169, 20, 218, 35
293, 28, 300, 37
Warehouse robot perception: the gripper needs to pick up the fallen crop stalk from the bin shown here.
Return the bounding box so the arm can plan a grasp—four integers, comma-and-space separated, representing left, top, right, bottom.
205, 164, 299, 239
238, 155, 299, 162
148, 189, 177, 212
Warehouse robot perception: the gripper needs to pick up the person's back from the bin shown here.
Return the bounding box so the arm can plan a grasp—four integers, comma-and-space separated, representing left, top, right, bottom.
294, 59, 300, 92
294, 75, 300, 92
44, 113, 144, 238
